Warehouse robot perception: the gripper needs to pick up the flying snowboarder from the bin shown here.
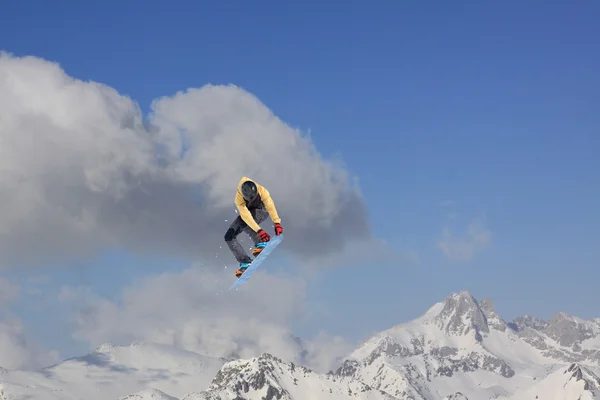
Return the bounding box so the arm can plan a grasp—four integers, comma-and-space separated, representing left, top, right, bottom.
224, 176, 283, 278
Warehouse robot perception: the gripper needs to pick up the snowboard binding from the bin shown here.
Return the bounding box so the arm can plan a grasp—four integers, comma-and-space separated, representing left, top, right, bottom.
252, 241, 268, 257
234, 242, 269, 278
235, 262, 251, 278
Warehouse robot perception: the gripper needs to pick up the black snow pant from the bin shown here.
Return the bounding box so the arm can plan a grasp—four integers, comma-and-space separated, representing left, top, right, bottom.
224, 207, 269, 264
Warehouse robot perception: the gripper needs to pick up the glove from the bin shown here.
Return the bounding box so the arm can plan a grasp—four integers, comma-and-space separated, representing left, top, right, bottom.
274, 222, 283, 236
257, 229, 270, 242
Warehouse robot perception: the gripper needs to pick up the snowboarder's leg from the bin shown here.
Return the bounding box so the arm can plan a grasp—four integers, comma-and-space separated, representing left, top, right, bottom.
224, 217, 253, 275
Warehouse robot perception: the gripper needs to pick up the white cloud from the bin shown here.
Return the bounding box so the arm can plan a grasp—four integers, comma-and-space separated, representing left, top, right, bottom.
59, 264, 351, 373
0, 51, 374, 373
0, 52, 376, 270
436, 218, 492, 261
301, 331, 354, 372
0, 277, 59, 369
0, 316, 60, 370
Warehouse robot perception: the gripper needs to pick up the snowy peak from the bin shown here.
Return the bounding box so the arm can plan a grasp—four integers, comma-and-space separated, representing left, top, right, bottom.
511, 314, 547, 332
347, 290, 518, 371
209, 353, 301, 398
190, 352, 398, 400
430, 291, 490, 340
509, 311, 600, 365
479, 297, 508, 332
2, 292, 600, 400
340, 290, 600, 399
545, 312, 600, 347
512, 312, 600, 346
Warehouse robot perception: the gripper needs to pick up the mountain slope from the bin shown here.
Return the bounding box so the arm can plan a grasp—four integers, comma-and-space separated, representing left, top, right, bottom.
184, 353, 398, 400
0, 341, 226, 400
499, 363, 600, 400
0, 290, 598, 399
510, 312, 600, 365
337, 290, 600, 400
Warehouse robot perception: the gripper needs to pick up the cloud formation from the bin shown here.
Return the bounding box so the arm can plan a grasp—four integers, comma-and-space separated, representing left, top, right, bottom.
0, 52, 372, 269
0, 317, 61, 370
0, 278, 60, 369
60, 265, 351, 373
436, 218, 492, 261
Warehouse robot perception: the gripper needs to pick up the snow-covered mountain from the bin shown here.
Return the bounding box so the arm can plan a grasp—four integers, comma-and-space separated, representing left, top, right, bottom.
0, 341, 226, 400
336, 290, 600, 399
510, 312, 600, 364
0, 344, 398, 400
183, 353, 397, 400
0, 290, 598, 399
498, 362, 600, 400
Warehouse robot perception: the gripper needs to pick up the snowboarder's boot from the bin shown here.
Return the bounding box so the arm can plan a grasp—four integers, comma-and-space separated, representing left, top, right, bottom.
235, 262, 251, 278
252, 242, 268, 257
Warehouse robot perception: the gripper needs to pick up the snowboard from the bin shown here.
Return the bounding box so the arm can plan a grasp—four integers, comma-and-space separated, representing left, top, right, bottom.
230, 234, 284, 290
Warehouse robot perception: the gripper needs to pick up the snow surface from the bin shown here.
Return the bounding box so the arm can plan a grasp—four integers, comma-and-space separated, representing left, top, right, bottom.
1, 290, 599, 399
581, 335, 600, 351
497, 363, 600, 400
341, 290, 600, 400
120, 388, 179, 400
0, 341, 226, 400
187, 353, 397, 400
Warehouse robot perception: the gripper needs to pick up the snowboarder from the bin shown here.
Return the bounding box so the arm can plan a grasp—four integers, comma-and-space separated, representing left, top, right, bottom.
224, 176, 283, 278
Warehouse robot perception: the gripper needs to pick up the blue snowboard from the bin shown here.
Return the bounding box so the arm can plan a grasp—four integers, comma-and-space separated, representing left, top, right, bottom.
230, 234, 284, 290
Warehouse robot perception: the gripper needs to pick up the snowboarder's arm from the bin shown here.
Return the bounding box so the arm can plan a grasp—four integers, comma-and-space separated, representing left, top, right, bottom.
235, 191, 262, 232
257, 186, 281, 224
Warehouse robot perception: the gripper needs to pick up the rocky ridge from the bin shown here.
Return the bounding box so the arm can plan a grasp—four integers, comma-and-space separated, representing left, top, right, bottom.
336, 290, 600, 399
0, 290, 599, 399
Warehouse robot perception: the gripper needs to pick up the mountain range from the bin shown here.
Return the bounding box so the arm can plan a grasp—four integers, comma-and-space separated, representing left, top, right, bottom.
1, 290, 599, 399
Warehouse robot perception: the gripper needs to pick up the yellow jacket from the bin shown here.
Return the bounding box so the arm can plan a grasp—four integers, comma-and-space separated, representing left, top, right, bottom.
235, 176, 281, 232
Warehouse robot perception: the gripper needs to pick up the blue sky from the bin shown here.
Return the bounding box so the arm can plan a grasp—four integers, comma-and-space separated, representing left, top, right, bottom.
1, 0, 599, 360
